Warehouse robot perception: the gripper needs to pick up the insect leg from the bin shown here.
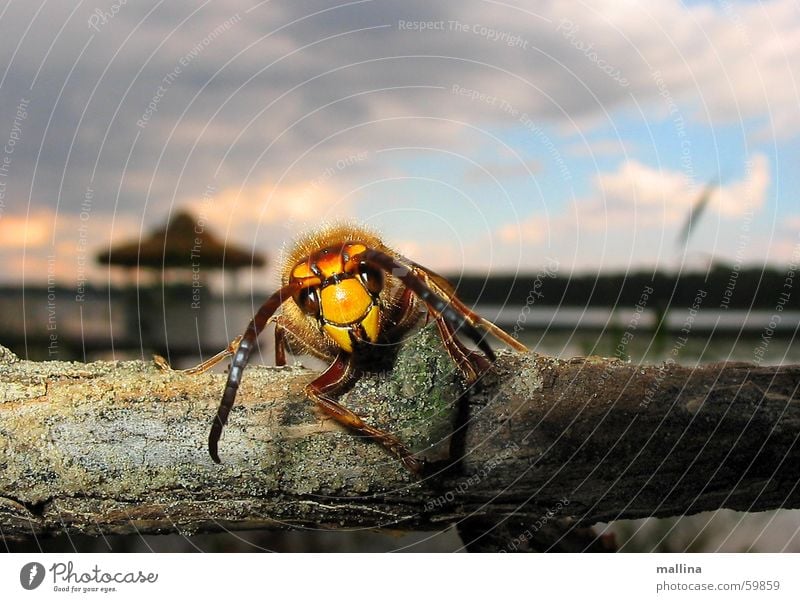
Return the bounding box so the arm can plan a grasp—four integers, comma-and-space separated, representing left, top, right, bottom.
381, 286, 420, 340
405, 258, 528, 353
432, 313, 491, 383
358, 249, 497, 361
209, 282, 299, 463
181, 335, 243, 375
271, 318, 287, 367
306, 353, 424, 474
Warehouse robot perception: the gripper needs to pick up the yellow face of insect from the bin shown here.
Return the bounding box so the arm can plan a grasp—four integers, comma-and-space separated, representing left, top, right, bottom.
289, 243, 384, 352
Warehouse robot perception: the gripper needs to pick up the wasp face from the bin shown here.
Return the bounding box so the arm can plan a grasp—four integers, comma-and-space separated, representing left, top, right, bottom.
209, 222, 528, 471
289, 242, 384, 352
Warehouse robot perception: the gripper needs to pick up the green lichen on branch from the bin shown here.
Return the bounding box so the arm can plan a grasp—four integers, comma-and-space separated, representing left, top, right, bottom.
0, 326, 472, 535
1, 329, 799, 538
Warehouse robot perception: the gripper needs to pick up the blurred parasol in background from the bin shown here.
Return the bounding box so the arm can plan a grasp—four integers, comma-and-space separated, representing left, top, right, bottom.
97, 210, 266, 274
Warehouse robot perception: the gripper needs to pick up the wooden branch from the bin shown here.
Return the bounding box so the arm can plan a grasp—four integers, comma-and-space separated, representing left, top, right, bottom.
1, 326, 799, 541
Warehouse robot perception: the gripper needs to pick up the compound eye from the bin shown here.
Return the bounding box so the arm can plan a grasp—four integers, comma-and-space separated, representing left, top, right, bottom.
294, 287, 320, 316
358, 262, 384, 295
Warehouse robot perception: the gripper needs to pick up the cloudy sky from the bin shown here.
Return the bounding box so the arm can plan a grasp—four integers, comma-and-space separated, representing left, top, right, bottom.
0, 0, 798, 289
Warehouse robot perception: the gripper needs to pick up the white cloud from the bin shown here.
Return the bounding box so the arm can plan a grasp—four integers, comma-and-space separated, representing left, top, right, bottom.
0, 208, 141, 285
589, 153, 770, 225
564, 138, 636, 158
494, 154, 773, 271
463, 159, 540, 183
0, 0, 795, 279
185, 179, 348, 230
498, 214, 545, 245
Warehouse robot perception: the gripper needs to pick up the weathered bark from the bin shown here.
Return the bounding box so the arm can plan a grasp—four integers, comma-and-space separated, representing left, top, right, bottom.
1, 326, 799, 541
